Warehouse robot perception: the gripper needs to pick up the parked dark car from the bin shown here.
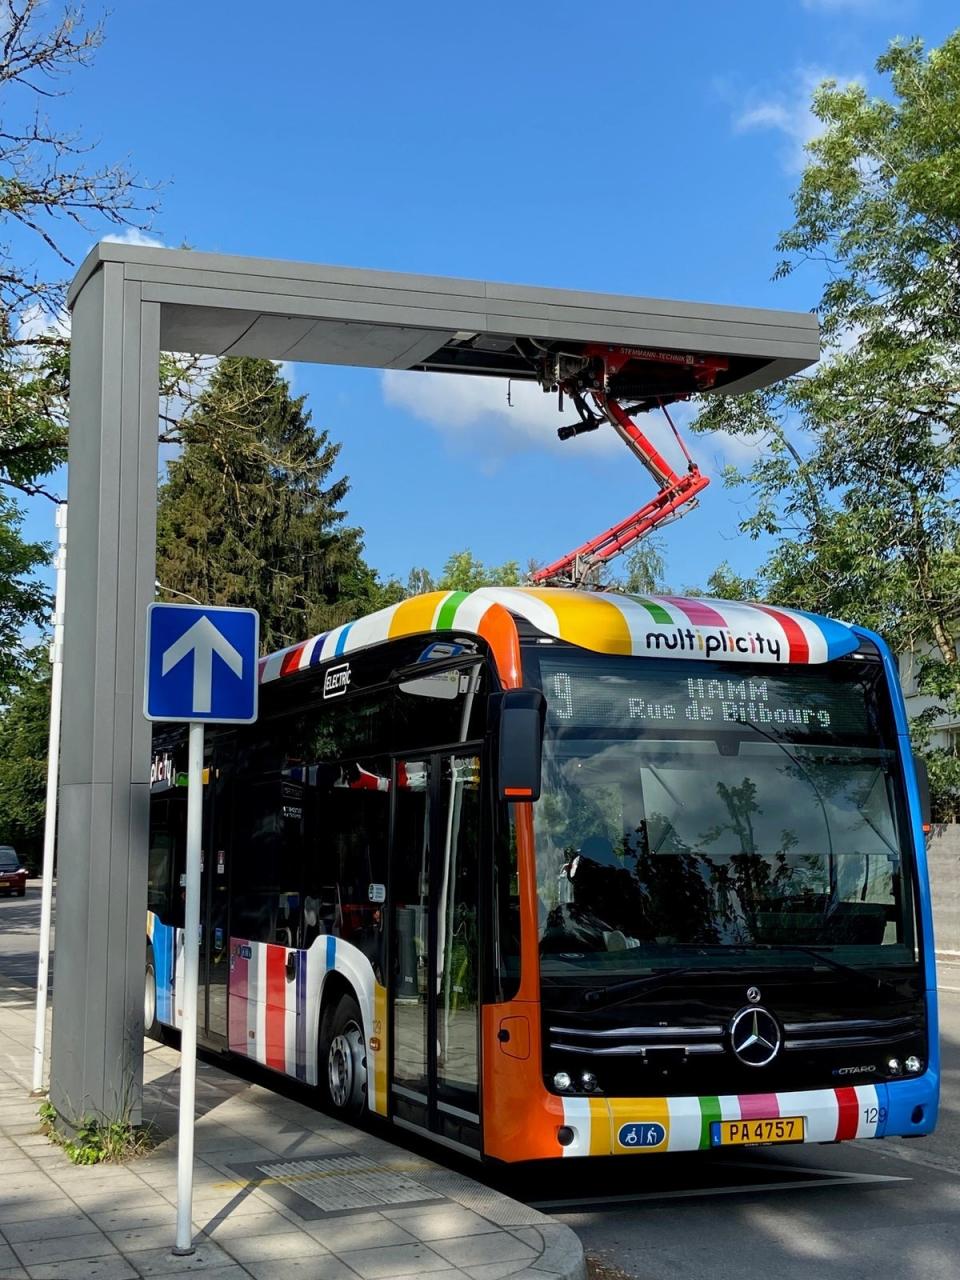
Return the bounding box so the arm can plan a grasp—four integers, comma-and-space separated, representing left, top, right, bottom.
0, 846, 27, 896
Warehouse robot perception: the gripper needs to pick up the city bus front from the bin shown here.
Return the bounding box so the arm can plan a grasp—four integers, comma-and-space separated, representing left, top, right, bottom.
511, 619, 938, 1158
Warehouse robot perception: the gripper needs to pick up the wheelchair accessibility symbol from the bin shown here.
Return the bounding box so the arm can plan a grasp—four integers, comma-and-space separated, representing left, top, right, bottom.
617, 1122, 666, 1149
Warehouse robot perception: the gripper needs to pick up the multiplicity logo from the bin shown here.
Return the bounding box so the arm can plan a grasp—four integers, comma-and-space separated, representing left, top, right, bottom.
644, 625, 782, 661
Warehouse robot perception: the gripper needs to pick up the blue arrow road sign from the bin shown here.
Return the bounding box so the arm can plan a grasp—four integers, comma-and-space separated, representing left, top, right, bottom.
144, 603, 259, 723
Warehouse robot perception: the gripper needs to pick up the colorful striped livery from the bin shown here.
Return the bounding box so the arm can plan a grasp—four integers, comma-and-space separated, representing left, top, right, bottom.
559, 1085, 885, 1157
225, 934, 389, 1115
146, 914, 389, 1115
258, 588, 860, 683
145, 912, 894, 1162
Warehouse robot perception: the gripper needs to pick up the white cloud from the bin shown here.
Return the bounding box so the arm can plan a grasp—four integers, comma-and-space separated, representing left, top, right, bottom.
382, 369, 619, 460
17, 302, 70, 342
382, 369, 765, 480
734, 67, 864, 173
101, 227, 167, 249
703, 429, 767, 467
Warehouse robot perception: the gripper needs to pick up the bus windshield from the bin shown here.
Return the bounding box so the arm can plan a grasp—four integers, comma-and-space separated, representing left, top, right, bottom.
530, 649, 917, 979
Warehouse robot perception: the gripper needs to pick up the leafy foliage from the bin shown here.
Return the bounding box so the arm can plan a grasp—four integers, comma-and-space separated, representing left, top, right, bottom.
401, 550, 522, 596
617, 536, 668, 596
691, 33, 960, 816
0, 506, 47, 697
0, 1, 165, 501
0, 647, 50, 867
38, 1099, 154, 1165
0, 2, 176, 697
398, 538, 668, 599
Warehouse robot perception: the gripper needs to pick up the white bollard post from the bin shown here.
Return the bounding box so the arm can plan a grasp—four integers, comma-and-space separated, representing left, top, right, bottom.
32, 503, 67, 1096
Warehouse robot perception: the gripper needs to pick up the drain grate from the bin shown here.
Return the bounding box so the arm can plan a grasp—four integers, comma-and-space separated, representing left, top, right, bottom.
250, 1154, 446, 1215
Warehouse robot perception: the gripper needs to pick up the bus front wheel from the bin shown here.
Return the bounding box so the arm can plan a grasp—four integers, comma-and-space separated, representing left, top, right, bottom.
320, 993, 366, 1117
144, 944, 159, 1038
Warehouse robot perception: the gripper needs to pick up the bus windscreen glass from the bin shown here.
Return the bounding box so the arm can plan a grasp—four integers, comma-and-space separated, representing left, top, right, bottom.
532, 651, 916, 977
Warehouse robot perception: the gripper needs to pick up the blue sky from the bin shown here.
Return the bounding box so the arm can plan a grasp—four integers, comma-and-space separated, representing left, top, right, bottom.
14, 0, 960, 597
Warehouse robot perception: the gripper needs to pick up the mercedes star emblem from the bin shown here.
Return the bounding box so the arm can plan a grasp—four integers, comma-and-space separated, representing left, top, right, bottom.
747, 986, 761, 1004
729, 1006, 782, 1068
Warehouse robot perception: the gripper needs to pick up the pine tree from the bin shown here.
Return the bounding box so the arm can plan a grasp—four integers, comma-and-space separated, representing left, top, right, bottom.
156, 358, 379, 652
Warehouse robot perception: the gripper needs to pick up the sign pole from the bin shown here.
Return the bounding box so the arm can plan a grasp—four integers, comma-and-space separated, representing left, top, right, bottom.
173, 720, 204, 1256
32, 503, 68, 1095
143, 601, 258, 1254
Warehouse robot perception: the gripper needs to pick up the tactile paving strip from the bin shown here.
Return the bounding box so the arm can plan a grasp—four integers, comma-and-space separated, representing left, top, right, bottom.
230, 1154, 447, 1217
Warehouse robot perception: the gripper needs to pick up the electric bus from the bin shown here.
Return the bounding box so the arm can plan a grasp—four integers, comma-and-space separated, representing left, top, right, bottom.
145, 586, 938, 1161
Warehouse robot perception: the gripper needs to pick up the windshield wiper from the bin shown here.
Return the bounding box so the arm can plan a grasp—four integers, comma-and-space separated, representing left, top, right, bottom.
753, 943, 900, 996
580, 944, 903, 1009
582, 965, 737, 1008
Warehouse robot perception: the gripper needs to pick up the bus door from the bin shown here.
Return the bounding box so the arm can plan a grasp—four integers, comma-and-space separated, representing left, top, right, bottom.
390, 752, 482, 1152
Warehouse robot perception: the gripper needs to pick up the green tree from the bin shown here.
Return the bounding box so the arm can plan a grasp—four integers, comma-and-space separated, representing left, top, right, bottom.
686, 562, 761, 602
436, 550, 521, 592
0, 1, 167, 501
157, 357, 385, 651
0, 648, 50, 868
691, 32, 960, 815
400, 551, 522, 596
0, 3, 183, 691
0, 495, 48, 694
617, 536, 668, 595
404, 566, 436, 596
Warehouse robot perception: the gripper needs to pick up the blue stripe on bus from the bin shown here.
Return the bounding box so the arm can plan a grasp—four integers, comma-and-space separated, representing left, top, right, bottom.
853, 623, 941, 1106
333, 625, 353, 656
153, 919, 173, 1024
326, 934, 336, 971
308, 633, 329, 666
295, 951, 306, 1081
792, 609, 861, 661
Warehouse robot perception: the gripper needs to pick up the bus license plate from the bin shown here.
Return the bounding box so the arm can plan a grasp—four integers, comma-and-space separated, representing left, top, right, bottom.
710, 1117, 805, 1147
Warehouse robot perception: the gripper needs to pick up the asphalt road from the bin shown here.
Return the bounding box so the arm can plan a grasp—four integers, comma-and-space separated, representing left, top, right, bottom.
0, 879, 53, 988
3, 885, 959, 1278
503, 979, 960, 1280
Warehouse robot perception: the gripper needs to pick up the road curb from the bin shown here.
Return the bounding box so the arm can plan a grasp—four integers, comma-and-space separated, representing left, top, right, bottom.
0, 963, 586, 1280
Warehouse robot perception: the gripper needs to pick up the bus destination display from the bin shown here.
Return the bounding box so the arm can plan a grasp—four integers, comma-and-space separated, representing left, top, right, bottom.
540, 656, 872, 738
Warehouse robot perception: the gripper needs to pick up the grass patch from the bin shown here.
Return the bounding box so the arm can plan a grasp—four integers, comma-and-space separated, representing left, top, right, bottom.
587, 1259, 638, 1280
38, 1099, 155, 1165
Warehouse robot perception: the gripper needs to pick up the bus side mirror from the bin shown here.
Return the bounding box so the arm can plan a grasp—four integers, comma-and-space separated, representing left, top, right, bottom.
497, 688, 546, 802
913, 753, 932, 833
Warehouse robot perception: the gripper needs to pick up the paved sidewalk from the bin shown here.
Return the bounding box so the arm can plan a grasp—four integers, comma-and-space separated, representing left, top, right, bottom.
0, 976, 584, 1280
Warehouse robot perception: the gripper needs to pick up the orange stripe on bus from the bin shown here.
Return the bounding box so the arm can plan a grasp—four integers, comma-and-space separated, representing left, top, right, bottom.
476, 603, 523, 689
527, 590, 632, 655
386, 592, 449, 639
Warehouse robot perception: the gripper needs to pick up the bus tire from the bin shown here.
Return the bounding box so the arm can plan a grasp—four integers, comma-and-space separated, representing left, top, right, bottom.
144, 943, 159, 1039
320, 993, 367, 1118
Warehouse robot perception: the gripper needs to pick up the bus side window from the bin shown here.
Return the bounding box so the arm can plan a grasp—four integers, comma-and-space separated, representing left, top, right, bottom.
304, 757, 389, 980
231, 774, 304, 948
149, 794, 187, 928
393, 662, 487, 751
148, 795, 180, 921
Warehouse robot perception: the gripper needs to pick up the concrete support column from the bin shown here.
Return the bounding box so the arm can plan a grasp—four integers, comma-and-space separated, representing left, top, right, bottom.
50, 265, 160, 1124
